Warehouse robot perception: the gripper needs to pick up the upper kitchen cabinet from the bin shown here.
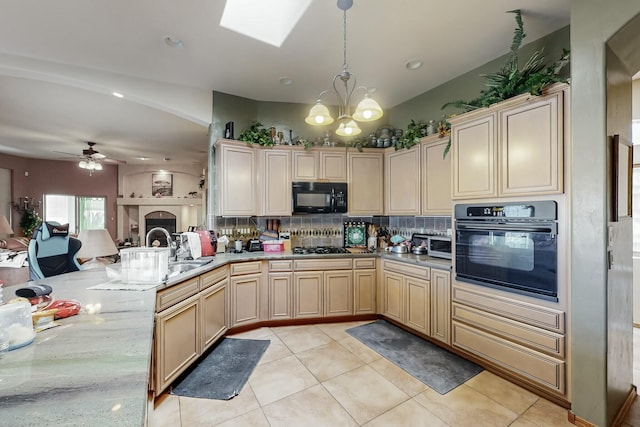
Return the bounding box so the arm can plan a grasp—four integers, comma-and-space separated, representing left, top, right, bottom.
214, 139, 257, 216
385, 145, 421, 215
450, 83, 568, 200
347, 150, 384, 216
292, 149, 346, 182
421, 135, 452, 215
258, 148, 292, 216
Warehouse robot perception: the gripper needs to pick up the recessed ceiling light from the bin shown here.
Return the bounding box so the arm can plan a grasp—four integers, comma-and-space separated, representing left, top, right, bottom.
112, 92, 124, 98
279, 77, 294, 86
163, 34, 184, 48
406, 60, 423, 70
137, 156, 149, 161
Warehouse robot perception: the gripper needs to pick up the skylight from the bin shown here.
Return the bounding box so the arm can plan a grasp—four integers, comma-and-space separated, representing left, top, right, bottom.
220, 0, 311, 47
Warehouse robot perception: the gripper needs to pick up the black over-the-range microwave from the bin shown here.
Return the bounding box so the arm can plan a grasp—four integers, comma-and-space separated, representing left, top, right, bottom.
292, 182, 347, 214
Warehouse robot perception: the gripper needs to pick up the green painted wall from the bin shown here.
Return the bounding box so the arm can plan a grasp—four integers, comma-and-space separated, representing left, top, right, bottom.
570, 1, 640, 426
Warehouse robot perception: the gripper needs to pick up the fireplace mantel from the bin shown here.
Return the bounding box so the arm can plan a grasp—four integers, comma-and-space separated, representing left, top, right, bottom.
116, 197, 203, 207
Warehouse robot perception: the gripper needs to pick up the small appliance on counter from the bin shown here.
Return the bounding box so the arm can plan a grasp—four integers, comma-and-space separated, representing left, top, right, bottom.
410, 233, 452, 259
245, 239, 263, 252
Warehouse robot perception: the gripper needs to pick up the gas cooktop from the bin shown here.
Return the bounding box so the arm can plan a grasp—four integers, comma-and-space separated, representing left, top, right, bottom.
292, 246, 349, 255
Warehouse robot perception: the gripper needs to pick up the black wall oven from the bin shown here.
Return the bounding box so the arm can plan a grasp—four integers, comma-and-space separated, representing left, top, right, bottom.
455, 200, 558, 301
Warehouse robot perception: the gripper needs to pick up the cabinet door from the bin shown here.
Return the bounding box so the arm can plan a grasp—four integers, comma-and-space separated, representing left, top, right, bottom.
320, 152, 347, 182
385, 145, 421, 215
230, 273, 261, 327
324, 270, 353, 317
452, 114, 497, 199
155, 294, 200, 393
293, 272, 323, 318
217, 142, 257, 216
382, 271, 404, 323
200, 280, 227, 351
405, 276, 430, 335
262, 149, 292, 216
499, 91, 563, 195
353, 269, 376, 314
269, 272, 293, 319
347, 152, 384, 215
422, 139, 452, 215
292, 151, 318, 181
430, 269, 451, 344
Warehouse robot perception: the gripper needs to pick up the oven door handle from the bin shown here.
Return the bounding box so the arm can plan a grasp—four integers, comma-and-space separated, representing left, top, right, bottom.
456, 222, 557, 235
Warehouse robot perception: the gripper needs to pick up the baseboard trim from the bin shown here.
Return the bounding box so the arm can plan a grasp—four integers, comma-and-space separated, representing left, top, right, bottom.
568, 385, 636, 427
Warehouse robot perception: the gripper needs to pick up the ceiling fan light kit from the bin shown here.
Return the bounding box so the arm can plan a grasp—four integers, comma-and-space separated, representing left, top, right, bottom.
305, 0, 383, 137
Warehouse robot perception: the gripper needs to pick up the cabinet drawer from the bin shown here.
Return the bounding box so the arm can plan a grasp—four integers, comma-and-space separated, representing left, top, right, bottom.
199, 266, 228, 291
294, 258, 353, 271
269, 260, 293, 272
452, 284, 564, 333
452, 321, 565, 395
354, 258, 376, 269
383, 260, 430, 280
452, 303, 564, 357
230, 261, 262, 276
156, 277, 200, 312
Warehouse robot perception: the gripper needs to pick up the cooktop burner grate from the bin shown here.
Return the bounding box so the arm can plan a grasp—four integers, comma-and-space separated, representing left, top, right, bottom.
293, 246, 349, 255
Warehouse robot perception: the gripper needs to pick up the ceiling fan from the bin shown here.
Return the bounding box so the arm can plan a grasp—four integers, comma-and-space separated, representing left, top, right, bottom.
55, 141, 126, 175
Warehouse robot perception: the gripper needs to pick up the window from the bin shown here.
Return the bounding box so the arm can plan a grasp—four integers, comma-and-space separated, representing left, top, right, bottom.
44, 195, 106, 233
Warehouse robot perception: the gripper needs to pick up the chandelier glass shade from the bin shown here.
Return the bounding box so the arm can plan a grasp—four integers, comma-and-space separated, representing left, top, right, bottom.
79, 159, 102, 171
305, 0, 382, 137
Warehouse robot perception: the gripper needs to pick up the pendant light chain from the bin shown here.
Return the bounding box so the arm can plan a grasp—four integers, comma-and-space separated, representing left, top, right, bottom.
342, 8, 348, 73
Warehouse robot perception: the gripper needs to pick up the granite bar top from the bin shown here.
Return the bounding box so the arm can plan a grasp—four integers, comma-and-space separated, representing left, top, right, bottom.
0, 268, 156, 427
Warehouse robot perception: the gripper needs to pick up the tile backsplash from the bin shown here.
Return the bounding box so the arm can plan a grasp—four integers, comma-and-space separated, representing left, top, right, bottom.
212, 215, 451, 248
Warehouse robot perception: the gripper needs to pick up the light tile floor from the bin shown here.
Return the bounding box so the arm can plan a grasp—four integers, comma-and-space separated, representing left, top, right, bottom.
148, 322, 640, 426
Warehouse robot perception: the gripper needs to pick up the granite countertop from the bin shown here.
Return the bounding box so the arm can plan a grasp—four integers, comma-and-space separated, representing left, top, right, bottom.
0, 249, 451, 426
0, 268, 156, 427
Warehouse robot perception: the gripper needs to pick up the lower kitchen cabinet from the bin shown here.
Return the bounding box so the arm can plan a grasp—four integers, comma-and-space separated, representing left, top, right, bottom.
200, 279, 227, 350
155, 293, 200, 393
230, 272, 261, 326
353, 267, 376, 314
269, 272, 293, 319
381, 260, 450, 343
324, 271, 353, 317
293, 272, 323, 318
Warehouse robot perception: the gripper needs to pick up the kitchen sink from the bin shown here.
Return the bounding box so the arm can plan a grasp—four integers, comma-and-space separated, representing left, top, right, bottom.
167, 259, 213, 276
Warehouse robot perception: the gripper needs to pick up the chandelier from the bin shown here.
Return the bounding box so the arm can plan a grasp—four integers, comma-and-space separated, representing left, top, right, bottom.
305, 0, 383, 137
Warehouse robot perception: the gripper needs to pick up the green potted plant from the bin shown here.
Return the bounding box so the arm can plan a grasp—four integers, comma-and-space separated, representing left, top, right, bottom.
395, 119, 427, 150
19, 207, 41, 237
238, 121, 274, 147
442, 10, 570, 113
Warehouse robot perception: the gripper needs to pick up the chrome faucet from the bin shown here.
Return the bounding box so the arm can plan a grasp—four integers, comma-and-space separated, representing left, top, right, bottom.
145, 227, 177, 258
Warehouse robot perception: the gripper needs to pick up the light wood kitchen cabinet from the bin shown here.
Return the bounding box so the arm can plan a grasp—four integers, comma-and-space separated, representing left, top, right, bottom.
421, 136, 452, 215
324, 270, 353, 317
451, 113, 497, 199
292, 149, 346, 182
450, 83, 567, 199
499, 88, 563, 196
260, 149, 292, 216
384, 145, 421, 215
380, 260, 451, 341
430, 269, 450, 344
269, 272, 293, 319
293, 272, 323, 318
451, 282, 566, 397
215, 139, 257, 216
347, 151, 384, 216
155, 293, 200, 393
353, 258, 376, 314
229, 261, 262, 327
199, 266, 228, 352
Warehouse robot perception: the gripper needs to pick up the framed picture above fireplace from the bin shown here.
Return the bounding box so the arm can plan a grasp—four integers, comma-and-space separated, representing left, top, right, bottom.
152, 173, 173, 197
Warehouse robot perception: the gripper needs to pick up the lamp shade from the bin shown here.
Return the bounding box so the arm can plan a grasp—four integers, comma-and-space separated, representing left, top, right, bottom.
335, 119, 361, 137
305, 101, 334, 125
76, 229, 118, 259
0, 216, 13, 235
353, 94, 383, 122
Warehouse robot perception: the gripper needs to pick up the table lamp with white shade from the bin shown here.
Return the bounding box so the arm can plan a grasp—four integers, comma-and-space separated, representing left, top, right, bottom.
0, 215, 14, 249
76, 229, 118, 269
